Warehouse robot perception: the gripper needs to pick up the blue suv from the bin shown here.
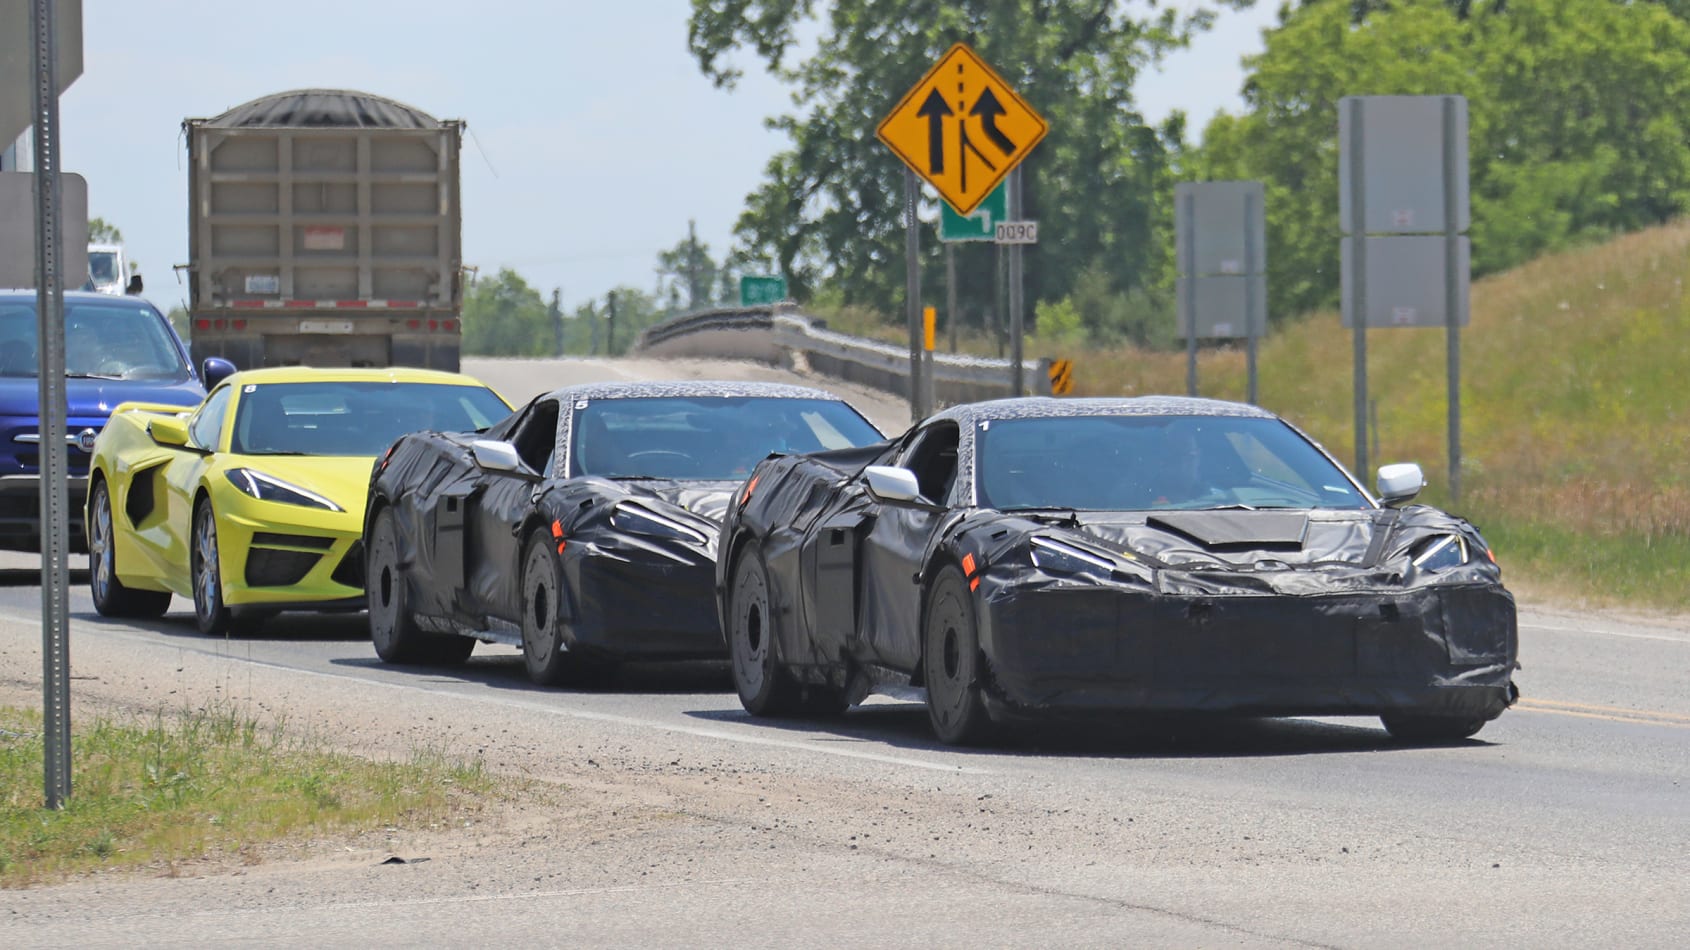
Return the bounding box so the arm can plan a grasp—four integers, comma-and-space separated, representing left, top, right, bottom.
0, 290, 234, 552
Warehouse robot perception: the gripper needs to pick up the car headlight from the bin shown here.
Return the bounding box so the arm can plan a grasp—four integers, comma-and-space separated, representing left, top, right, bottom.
225, 468, 344, 512
1412, 534, 1470, 572
610, 502, 708, 544
1030, 536, 1117, 575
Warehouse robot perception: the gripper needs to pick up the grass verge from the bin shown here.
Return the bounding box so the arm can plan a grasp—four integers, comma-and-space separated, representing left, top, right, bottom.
0, 702, 501, 888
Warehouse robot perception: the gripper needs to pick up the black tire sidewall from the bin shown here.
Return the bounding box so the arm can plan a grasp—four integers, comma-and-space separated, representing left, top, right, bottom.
521, 531, 568, 685
367, 508, 413, 662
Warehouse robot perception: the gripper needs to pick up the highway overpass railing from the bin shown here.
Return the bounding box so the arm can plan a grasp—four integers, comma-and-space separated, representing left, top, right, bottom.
634, 305, 1052, 406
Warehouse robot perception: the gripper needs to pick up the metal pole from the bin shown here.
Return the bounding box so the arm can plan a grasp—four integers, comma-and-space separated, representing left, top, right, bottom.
1347, 98, 1370, 481
31, 0, 71, 810
1008, 166, 1024, 396
945, 243, 957, 353
606, 291, 617, 355
1182, 189, 1198, 397
1443, 96, 1463, 505
904, 168, 924, 418
1244, 190, 1260, 405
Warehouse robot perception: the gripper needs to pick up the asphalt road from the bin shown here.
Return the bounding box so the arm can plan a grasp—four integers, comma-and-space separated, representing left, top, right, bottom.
1, 357, 1685, 947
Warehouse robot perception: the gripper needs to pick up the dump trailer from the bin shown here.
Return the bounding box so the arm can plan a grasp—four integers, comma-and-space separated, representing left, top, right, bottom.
184, 89, 464, 371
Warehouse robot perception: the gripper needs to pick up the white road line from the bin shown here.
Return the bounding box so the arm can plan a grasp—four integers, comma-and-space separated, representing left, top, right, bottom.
1519, 621, 1690, 645
5, 613, 987, 776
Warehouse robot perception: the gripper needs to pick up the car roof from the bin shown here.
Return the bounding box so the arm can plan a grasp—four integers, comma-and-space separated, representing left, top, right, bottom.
929, 395, 1280, 425
220, 366, 494, 388
0, 289, 160, 306
540, 380, 849, 403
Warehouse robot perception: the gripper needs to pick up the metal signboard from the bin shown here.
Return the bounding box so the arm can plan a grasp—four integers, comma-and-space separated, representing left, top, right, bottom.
1340, 235, 1470, 329
877, 43, 1048, 215
994, 221, 1038, 244
1177, 274, 1268, 340
939, 181, 1006, 242
1339, 96, 1469, 235
1, 0, 82, 144
1175, 181, 1267, 277
1047, 359, 1073, 395
739, 274, 787, 306
0, 170, 87, 288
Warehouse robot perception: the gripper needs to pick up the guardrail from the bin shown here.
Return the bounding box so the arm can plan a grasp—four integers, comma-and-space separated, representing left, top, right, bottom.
635, 304, 1052, 406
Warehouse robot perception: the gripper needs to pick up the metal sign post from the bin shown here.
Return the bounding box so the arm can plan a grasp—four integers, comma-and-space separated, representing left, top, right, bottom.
1007, 167, 1024, 396
904, 167, 924, 418
29, 0, 72, 810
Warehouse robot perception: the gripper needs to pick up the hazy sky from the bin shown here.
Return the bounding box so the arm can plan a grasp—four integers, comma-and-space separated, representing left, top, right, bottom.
32, 1, 1278, 316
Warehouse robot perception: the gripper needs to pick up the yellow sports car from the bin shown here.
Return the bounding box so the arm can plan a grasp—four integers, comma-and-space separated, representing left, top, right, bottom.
86, 366, 511, 635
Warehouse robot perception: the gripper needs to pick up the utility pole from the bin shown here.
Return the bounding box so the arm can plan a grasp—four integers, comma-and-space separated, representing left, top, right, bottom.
686, 219, 705, 310
549, 288, 563, 357
606, 290, 618, 355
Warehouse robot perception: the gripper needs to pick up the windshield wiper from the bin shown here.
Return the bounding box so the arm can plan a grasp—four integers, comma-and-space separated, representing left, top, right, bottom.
66, 372, 127, 380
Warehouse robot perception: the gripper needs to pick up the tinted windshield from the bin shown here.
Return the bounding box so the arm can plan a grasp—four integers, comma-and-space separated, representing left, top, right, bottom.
569, 395, 882, 479
233, 381, 511, 456
0, 299, 188, 381
976, 415, 1370, 511
87, 251, 120, 285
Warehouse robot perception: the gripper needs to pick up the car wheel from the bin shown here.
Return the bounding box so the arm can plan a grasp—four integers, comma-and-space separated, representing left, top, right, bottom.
191, 498, 240, 636
367, 507, 473, 666
727, 541, 805, 716
923, 564, 995, 746
88, 480, 171, 618
520, 528, 586, 686
1380, 714, 1487, 744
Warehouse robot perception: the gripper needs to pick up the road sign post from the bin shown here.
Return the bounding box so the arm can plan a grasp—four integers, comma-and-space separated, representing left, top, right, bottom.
1339, 95, 1470, 499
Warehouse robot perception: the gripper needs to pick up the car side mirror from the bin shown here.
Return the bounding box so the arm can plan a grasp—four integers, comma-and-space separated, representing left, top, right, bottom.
864, 465, 923, 505
125, 274, 144, 295
148, 415, 192, 448
1376, 463, 1425, 507
470, 439, 527, 474
202, 357, 237, 389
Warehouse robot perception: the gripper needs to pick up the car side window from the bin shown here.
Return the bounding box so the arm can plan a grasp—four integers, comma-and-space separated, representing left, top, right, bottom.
510, 399, 560, 474
897, 422, 961, 504
188, 386, 231, 451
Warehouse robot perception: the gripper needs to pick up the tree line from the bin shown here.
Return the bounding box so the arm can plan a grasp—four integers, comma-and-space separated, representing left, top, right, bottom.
470, 0, 1690, 356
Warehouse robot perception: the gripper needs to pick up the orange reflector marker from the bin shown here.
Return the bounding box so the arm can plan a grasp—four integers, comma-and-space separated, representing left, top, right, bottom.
552, 519, 566, 553
1486, 547, 1497, 563
970, 577, 980, 591
741, 475, 759, 506
961, 552, 976, 576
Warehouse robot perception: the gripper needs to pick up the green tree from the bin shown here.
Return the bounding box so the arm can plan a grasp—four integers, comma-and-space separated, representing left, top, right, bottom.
87, 217, 122, 244
688, 0, 1238, 329
461, 268, 553, 356
655, 222, 727, 312
559, 287, 666, 356
1191, 0, 1690, 321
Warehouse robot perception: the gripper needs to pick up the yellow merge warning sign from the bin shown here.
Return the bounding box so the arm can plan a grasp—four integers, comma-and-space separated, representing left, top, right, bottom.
877, 43, 1048, 216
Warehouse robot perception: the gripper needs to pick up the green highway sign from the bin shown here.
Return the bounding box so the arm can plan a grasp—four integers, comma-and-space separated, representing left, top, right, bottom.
939, 182, 1007, 242
739, 274, 788, 306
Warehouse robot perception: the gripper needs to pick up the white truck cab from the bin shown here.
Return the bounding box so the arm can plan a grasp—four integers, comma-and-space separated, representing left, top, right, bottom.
85, 243, 139, 295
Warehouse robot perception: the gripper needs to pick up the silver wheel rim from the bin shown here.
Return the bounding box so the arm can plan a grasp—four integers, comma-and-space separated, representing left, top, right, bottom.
193, 506, 219, 621
91, 487, 113, 603
731, 558, 769, 698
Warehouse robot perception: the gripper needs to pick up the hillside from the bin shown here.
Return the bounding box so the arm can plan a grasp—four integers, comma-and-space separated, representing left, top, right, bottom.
1070, 220, 1690, 608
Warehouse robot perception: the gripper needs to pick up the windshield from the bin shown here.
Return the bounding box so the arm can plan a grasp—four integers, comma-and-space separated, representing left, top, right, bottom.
87, 251, 121, 286
0, 299, 189, 381
976, 415, 1370, 512
569, 395, 882, 479
232, 381, 511, 457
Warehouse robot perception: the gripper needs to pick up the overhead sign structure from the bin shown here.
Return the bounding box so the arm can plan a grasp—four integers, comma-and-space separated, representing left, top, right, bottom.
739, 274, 787, 306
877, 43, 1048, 215
939, 181, 1005, 242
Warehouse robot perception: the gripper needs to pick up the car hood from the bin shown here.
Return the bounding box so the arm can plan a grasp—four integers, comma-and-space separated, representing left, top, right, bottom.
632, 480, 741, 524
0, 376, 203, 417
224, 454, 377, 512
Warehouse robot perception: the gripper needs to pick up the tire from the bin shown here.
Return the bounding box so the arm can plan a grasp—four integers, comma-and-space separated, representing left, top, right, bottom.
923, 564, 995, 745
520, 528, 592, 686
191, 498, 238, 636
727, 542, 804, 716
1380, 714, 1487, 744
87, 479, 171, 618
367, 507, 474, 666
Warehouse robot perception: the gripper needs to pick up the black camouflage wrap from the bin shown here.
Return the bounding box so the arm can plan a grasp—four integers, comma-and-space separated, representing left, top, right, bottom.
717, 396, 1519, 724
368, 381, 868, 660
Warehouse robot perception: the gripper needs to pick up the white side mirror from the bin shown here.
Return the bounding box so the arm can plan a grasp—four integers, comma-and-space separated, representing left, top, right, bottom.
864, 465, 923, 504
1376, 462, 1425, 507
470, 439, 525, 473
